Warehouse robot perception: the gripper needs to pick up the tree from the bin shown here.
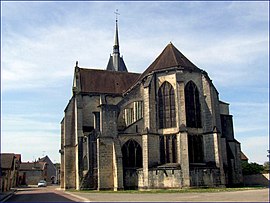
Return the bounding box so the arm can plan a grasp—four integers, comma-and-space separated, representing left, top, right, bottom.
263, 161, 269, 173
242, 162, 264, 175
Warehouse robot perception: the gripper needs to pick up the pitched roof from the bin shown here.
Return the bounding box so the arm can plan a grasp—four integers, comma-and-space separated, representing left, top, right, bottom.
38, 156, 48, 162
15, 154, 21, 163
136, 42, 200, 83
79, 68, 140, 94
19, 162, 47, 171
240, 151, 249, 161
106, 55, 128, 72
0, 153, 15, 169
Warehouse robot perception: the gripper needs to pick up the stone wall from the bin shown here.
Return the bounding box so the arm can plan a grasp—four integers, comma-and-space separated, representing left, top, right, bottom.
138, 168, 182, 189
243, 174, 269, 187
20, 170, 44, 185
190, 167, 221, 187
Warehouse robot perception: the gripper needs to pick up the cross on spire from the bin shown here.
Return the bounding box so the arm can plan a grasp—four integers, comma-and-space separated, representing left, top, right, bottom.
114, 9, 120, 21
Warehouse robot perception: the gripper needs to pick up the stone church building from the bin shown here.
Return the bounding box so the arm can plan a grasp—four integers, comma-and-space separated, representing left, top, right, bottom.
60, 19, 243, 190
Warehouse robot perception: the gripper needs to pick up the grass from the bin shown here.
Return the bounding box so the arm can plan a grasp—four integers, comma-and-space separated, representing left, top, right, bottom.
68, 186, 266, 194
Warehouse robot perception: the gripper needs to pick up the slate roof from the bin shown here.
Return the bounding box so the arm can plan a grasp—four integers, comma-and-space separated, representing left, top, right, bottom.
0, 153, 15, 170
106, 55, 128, 72
136, 42, 200, 83
79, 68, 140, 94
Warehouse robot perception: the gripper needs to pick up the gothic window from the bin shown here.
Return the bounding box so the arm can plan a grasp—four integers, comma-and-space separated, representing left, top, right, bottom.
185, 81, 201, 128
83, 155, 88, 170
159, 136, 165, 164
122, 139, 142, 168
159, 135, 177, 164
158, 81, 176, 129
188, 134, 204, 163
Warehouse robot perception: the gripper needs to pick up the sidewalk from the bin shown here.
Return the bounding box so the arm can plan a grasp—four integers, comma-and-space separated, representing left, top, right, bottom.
0, 188, 17, 202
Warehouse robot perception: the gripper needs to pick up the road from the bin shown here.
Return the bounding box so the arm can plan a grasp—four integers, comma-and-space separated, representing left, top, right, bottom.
5, 186, 86, 202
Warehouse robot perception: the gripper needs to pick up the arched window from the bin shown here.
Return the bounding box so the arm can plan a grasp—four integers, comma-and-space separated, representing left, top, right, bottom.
83, 155, 88, 170
185, 81, 201, 128
121, 139, 142, 168
188, 134, 204, 163
159, 135, 177, 164
158, 81, 176, 129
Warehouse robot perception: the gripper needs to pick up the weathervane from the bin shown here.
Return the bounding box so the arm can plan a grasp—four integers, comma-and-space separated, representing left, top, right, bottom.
114, 9, 120, 21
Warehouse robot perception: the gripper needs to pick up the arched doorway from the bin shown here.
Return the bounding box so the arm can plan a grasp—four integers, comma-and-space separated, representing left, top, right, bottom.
121, 139, 142, 189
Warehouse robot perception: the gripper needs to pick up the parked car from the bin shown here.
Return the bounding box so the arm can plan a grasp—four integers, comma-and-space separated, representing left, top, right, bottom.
37, 180, 47, 187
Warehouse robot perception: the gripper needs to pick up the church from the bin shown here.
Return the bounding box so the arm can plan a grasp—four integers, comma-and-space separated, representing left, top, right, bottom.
59, 18, 243, 190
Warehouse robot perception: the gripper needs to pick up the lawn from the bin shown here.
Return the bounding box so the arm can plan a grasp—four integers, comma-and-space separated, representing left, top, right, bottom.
68, 186, 266, 194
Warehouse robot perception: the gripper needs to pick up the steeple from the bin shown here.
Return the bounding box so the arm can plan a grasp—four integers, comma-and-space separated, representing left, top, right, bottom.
106, 10, 128, 72
113, 16, 119, 54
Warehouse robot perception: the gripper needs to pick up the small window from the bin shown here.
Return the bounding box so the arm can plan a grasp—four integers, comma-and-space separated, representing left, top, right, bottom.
134, 101, 143, 121
124, 108, 134, 126
124, 101, 143, 126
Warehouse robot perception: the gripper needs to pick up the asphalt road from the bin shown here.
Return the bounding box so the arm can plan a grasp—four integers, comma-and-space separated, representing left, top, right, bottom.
6, 186, 85, 202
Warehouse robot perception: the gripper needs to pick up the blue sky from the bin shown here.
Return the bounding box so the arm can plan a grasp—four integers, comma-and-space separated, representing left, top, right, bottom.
1, 1, 269, 164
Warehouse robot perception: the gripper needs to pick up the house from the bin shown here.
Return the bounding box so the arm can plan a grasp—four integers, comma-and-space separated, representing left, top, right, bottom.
0, 153, 17, 192
60, 18, 243, 190
38, 156, 57, 184
18, 161, 47, 185
240, 151, 249, 163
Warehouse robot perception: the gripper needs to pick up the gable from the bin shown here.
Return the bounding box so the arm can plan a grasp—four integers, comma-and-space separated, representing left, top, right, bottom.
0, 153, 15, 169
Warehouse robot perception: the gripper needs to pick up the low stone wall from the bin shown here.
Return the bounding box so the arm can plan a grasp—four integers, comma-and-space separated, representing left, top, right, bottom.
243, 173, 269, 187
138, 168, 182, 189
190, 167, 221, 187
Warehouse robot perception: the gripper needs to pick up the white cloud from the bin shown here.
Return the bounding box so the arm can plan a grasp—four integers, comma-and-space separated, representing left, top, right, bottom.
1, 1, 269, 165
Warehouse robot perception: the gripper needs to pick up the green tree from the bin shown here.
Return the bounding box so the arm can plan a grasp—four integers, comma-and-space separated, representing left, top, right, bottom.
242, 162, 264, 175
263, 161, 269, 173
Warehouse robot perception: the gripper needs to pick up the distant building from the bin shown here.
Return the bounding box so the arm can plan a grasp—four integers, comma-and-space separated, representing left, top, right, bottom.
60, 19, 243, 190
18, 161, 47, 185
0, 153, 18, 192
38, 156, 57, 184
240, 151, 249, 163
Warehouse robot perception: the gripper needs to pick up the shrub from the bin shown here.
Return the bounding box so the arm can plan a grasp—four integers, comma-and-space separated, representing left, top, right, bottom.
242, 162, 264, 175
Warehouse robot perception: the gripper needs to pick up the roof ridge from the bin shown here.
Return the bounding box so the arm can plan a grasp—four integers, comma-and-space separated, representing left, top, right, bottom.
79, 67, 140, 75
169, 43, 179, 66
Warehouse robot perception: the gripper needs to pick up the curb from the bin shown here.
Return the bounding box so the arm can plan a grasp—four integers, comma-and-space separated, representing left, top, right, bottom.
0, 189, 17, 203
64, 191, 90, 202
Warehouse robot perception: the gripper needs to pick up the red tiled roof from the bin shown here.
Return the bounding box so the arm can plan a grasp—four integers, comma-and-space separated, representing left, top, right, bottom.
15, 154, 21, 163
19, 162, 47, 171
0, 153, 15, 169
136, 43, 200, 83
241, 151, 249, 161
79, 68, 140, 94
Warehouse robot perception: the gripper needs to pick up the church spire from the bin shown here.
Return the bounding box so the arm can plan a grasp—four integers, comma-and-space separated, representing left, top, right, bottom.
113, 10, 119, 54
106, 10, 128, 72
